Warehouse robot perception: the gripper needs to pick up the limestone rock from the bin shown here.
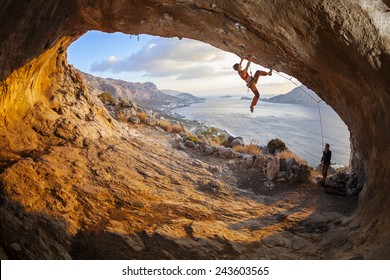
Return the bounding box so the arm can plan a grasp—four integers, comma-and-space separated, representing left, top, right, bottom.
185, 140, 196, 148
253, 155, 268, 168
218, 147, 238, 159
279, 158, 287, 172
178, 142, 186, 150
129, 116, 140, 124
203, 145, 215, 156
266, 157, 280, 181
263, 181, 275, 189
0, 0, 389, 260
231, 137, 244, 147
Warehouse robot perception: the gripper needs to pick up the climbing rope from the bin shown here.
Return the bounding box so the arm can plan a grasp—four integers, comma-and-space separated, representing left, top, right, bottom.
247, 64, 253, 94
269, 70, 325, 147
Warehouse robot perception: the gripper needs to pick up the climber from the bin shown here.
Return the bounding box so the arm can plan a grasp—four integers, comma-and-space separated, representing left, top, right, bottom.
233, 55, 272, 113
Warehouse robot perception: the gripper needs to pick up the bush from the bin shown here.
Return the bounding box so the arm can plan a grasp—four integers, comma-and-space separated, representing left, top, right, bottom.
171, 124, 184, 134
195, 126, 227, 146
98, 91, 116, 106
277, 150, 307, 165
157, 120, 172, 132
185, 134, 202, 143
136, 112, 147, 123
233, 141, 262, 155
267, 138, 287, 155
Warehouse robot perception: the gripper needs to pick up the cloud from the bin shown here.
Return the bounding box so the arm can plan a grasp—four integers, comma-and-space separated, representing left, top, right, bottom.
90, 37, 230, 80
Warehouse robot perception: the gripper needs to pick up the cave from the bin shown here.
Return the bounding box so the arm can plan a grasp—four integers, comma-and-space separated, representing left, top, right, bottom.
0, 0, 389, 259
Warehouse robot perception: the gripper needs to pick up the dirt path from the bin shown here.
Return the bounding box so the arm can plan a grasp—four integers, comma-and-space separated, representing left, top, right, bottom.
185, 145, 357, 214
180, 141, 359, 259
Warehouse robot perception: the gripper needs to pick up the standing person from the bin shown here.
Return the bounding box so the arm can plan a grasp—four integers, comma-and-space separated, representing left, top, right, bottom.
321, 143, 332, 181
233, 55, 272, 113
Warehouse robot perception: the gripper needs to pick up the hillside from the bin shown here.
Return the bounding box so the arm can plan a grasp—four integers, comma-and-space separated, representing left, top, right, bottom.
162, 89, 206, 103
80, 71, 204, 111
265, 85, 321, 105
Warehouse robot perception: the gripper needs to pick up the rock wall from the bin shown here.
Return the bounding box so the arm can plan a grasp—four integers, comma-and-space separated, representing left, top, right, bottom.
0, 0, 389, 258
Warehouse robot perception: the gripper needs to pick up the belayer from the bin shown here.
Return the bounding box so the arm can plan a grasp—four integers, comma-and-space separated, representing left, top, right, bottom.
233, 55, 272, 113
321, 143, 332, 181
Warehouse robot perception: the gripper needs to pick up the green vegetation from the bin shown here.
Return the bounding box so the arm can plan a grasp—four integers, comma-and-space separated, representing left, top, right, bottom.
233, 141, 262, 155
185, 134, 202, 143
195, 126, 227, 146
98, 91, 116, 106
267, 138, 287, 155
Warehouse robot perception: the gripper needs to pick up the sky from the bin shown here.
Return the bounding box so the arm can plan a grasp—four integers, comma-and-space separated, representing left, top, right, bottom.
67, 31, 297, 97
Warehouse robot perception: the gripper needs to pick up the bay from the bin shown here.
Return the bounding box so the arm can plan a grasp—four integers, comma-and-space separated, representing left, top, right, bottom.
173, 96, 350, 167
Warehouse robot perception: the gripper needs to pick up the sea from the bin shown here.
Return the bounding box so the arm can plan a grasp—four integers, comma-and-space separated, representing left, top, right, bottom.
172, 96, 350, 167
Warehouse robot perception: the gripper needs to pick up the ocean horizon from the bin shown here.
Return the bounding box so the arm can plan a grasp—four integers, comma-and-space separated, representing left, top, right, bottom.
173, 96, 350, 167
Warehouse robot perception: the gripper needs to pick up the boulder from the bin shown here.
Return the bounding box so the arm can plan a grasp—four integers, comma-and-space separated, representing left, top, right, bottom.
129, 116, 140, 124
266, 157, 280, 181
278, 171, 287, 179
116, 98, 137, 111
145, 117, 158, 126
297, 164, 310, 182
286, 157, 297, 172
226, 135, 235, 147
244, 154, 255, 167
180, 124, 190, 135
218, 147, 238, 159
178, 142, 186, 150
253, 155, 268, 168
263, 181, 275, 188
203, 145, 215, 156
185, 140, 196, 148
279, 158, 287, 172
172, 134, 183, 142
231, 137, 244, 147
117, 108, 137, 118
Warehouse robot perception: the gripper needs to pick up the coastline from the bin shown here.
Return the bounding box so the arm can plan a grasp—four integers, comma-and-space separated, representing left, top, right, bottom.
158, 98, 349, 169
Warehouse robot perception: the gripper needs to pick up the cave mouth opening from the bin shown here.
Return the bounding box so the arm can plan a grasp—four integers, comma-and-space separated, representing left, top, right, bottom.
67, 31, 351, 168
2, 0, 389, 259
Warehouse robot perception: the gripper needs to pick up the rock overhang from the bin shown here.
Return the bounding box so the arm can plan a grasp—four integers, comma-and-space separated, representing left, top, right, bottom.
0, 0, 389, 258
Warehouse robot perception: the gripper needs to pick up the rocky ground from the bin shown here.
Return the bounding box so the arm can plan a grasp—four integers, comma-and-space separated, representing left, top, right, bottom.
1, 120, 359, 259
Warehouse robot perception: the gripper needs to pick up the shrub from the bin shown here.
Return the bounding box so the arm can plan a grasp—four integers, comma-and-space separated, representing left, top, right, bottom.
233, 141, 262, 155
267, 138, 287, 155
136, 112, 147, 123
157, 120, 172, 132
277, 150, 307, 165
98, 91, 116, 106
185, 134, 202, 143
171, 124, 184, 134
195, 126, 227, 146
116, 111, 128, 123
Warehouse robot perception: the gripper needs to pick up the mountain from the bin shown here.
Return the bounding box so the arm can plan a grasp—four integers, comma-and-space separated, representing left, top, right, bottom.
176, 92, 206, 102
161, 89, 182, 96
162, 89, 206, 102
79, 71, 204, 111
264, 85, 322, 106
